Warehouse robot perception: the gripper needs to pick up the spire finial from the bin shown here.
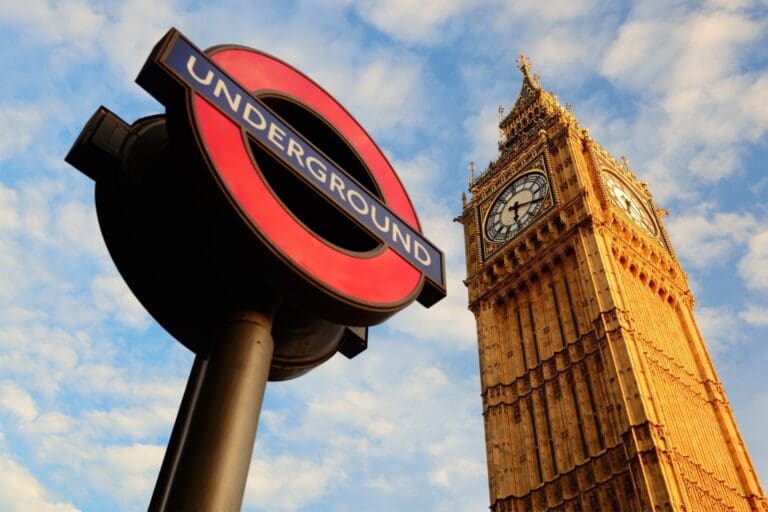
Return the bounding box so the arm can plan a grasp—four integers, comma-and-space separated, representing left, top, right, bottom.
517, 54, 532, 76
498, 104, 505, 120
469, 161, 475, 180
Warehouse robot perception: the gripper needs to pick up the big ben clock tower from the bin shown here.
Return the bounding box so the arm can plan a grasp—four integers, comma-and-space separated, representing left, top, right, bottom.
457, 56, 768, 512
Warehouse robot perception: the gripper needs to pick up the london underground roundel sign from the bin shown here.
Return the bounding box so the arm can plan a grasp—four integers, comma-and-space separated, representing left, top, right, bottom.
137, 29, 445, 323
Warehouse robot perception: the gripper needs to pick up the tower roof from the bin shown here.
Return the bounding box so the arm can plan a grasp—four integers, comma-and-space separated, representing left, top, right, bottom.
470, 55, 578, 191
500, 54, 571, 130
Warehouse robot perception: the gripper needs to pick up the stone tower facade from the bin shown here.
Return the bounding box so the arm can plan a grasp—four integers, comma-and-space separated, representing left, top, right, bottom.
456, 56, 767, 512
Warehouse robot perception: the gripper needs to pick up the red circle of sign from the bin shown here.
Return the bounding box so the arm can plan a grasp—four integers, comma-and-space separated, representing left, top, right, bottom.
191, 48, 422, 308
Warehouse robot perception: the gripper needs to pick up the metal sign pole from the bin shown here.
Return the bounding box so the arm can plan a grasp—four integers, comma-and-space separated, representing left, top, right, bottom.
149, 309, 275, 512
148, 353, 208, 511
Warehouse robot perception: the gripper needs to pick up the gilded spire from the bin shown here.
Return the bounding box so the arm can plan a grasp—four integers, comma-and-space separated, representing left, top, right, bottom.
502, 53, 548, 128
516, 53, 541, 89
492, 53, 579, 176
517, 53, 532, 77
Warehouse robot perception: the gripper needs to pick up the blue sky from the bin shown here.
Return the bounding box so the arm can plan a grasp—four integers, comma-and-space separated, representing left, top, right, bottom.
1, 0, 767, 510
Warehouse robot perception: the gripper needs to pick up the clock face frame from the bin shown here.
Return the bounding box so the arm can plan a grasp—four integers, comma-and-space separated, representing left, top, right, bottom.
484, 171, 550, 243
602, 171, 658, 236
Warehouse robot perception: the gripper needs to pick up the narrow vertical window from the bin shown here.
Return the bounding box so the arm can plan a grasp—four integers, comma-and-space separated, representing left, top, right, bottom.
568, 372, 589, 459
582, 362, 605, 450
540, 385, 559, 476
516, 308, 529, 371
563, 277, 580, 337
528, 302, 541, 363
550, 282, 567, 349
527, 396, 544, 484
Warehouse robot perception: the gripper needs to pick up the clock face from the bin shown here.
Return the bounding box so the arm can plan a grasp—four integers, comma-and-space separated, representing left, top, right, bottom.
602, 171, 657, 236
485, 171, 549, 242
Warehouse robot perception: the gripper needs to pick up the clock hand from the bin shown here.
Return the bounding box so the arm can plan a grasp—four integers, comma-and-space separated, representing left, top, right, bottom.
507, 196, 544, 215
507, 201, 521, 221
514, 197, 544, 209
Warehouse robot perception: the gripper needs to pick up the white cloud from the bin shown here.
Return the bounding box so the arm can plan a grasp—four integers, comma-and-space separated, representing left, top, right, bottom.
739, 229, 768, 291
738, 74, 768, 140
0, 184, 20, 231
84, 405, 177, 441
429, 455, 484, 488
330, 55, 426, 134
1, 368, 184, 510
0, 240, 25, 303
739, 303, 768, 326
70, 363, 127, 396
55, 201, 103, 257
1, 0, 184, 87
667, 11, 758, 89
103, 443, 165, 502
706, 0, 754, 9
0, 150, 103, 325
665, 210, 757, 270
0, 381, 39, 423
182, 3, 431, 140
1, 0, 105, 45
481, 0, 618, 91
375, 153, 476, 349
2, 179, 102, 259
426, 430, 486, 506
495, 0, 598, 24
696, 305, 741, 355
267, 42, 429, 142
99, 0, 188, 85
244, 453, 344, 511
527, 26, 603, 80
599, 5, 768, 196
387, 269, 475, 349
348, 0, 474, 44
251, 342, 485, 509
53, 442, 166, 509
0, 104, 46, 163
0, 455, 79, 512
25, 412, 74, 435
738, 390, 768, 483
686, 148, 741, 182
0, 324, 82, 397
601, 8, 759, 94
665, 210, 768, 310
463, 104, 502, 174
91, 275, 152, 330
0, 166, 184, 510
386, 153, 465, 256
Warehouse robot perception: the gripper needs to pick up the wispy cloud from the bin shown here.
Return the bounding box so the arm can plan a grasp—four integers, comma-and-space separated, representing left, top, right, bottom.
598, 2, 768, 200
665, 208, 757, 270
739, 229, 768, 291
341, 0, 476, 44
739, 304, 768, 326
0, 454, 79, 512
